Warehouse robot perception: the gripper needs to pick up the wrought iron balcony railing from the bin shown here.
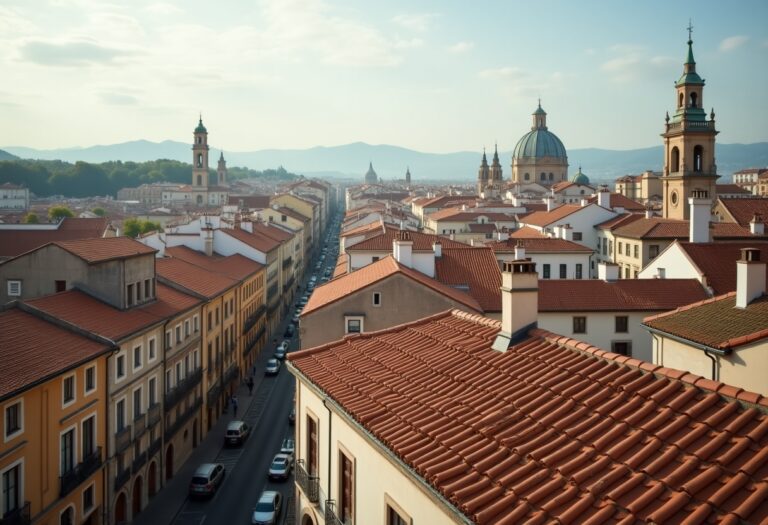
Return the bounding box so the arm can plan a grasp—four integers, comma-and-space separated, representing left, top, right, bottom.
0, 501, 30, 525
59, 447, 102, 497
114, 425, 132, 454
295, 460, 320, 503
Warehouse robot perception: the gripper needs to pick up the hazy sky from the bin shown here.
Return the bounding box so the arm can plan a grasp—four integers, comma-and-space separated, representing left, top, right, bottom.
2, 0, 767, 153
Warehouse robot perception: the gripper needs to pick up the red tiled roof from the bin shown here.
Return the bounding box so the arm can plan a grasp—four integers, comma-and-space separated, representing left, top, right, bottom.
276, 207, 310, 222
0, 307, 113, 399
228, 194, 271, 208
539, 279, 708, 311
614, 217, 765, 240
552, 180, 594, 192
468, 223, 498, 233
522, 203, 547, 213
509, 226, 547, 239
587, 193, 646, 211
346, 226, 470, 251
595, 213, 645, 231
141, 283, 202, 318
436, 247, 501, 312
677, 242, 768, 295
252, 221, 294, 242
418, 195, 477, 209
156, 257, 237, 298
716, 184, 752, 195
53, 236, 156, 264
717, 198, 768, 226
490, 237, 593, 254
221, 227, 280, 253
520, 204, 583, 227
427, 208, 516, 222
341, 221, 384, 238
644, 292, 768, 350
165, 245, 264, 280
289, 309, 768, 525
302, 256, 482, 315
333, 253, 348, 278
0, 218, 112, 258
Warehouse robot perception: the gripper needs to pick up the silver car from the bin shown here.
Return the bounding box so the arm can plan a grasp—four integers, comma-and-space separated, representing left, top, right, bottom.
252, 490, 282, 525
268, 453, 292, 480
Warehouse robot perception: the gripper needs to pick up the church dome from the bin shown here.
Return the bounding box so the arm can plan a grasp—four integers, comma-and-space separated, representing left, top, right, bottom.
571, 167, 589, 185
194, 117, 207, 133
512, 103, 567, 160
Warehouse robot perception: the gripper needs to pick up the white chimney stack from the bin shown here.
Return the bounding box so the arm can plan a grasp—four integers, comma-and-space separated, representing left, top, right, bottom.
545, 195, 555, 212
202, 227, 213, 257
514, 241, 526, 260
392, 230, 413, 268
433, 240, 442, 258
750, 214, 765, 235
597, 185, 611, 208
561, 223, 573, 241
645, 205, 654, 219
736, 248, 766, 308
598, 261, 619, 281
580, 198, 589, 207
496, 229, 510, 241
493, 260, 538, 352
688, 190, 711, 243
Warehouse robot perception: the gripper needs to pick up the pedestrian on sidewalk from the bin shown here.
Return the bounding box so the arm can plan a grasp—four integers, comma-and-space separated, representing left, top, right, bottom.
247, 377, 254, 395
232, 395, 239, 417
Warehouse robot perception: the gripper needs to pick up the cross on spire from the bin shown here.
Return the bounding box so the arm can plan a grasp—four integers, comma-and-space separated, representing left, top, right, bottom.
687, 19, 693, 42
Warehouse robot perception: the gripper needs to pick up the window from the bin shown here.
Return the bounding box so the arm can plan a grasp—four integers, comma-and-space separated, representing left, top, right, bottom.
573, 316, 587, 334
126, 283, 134, 306
175, 325, 181, 343
542, 264, 551, 279
307, 416, 318, 475
575, 264, 583, 280
345, 318, 362, 334
193, 350, 199, 369
148, 338, 156, 362
387, 504, 409, 525
165, 370, 172, 393
559, 264, 567, 279
612, 341, 632, 356
176, 362, 183, 382
165, 330, 172, 350
4, 401, 22, 440
60, 506, 74, 525
82, 415, 95, 457
208, 312, 213, 330
116, 354, 126, 380
185, 320, 190, 337
116, 399, 125, 431
136, 282, 142, 302
602, 240, 607, 256
618, 242, 623, 255
625, 243, 631, 256
63, 375, 75, 406
573, 232, 583, 241
649, 245, 660, 260
633, 245, 639, 258
340, 451, 354, 522
624, 267, 630, 279
193, 315, 199, 333
148, 377, 157, 406
55, 280, 66, 293
615, 316, 629, 333
133, 388, 142, 419
371, 256, 380, 262
372, 292, 381, 306
84, 366, 96, 395
2, 463, 21, 516
133, 345, 142, 370
7, 280, 21, 297
60, 428, 75, 474
144, 279, 151, 299
215, 308, 219, 324
83, 484, 94, 512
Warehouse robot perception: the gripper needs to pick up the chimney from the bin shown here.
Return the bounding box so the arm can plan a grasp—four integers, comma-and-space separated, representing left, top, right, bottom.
580, 198, 589, 207
688, 190, 711, 243
392, 230, 413, 268
736, 248, 766, 308
496, 229, 509, 241
750, 214, 765, 235
598, 261, 619, 281
597, 185, 611, 208
202, 227, 213, 257
433, 240, 442, 258
240, 220, 253, 233
461, 204, 468, 211
493, 260, 538, 352
514, 240, 525, 260
645, 205, 654, 219
545, 195, 555, 212
561, 223, 573, 241
657, 267, 666, 279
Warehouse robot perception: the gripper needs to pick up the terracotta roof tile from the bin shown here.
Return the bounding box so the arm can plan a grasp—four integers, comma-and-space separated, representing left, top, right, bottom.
614, 218, 765, 240
52, 236, 156, 263
595, 213, 645, 231
346, 226, 470, 251
228, 194, 271, 209
508, 226, 547, 239
0, 307, 113, 399
678, 242, 768, 295
289, 310, 768, 525
643, 292, 768, 350
341, 221, 384, 238
717, 198, 768, 226
587, 193, 646, 211
418, 195, 478, 209
716, 185, 752, 195
521, 205, 584, 227
165, 245, 264, 280
221, 227, 280, 253
0, 217, 112, 259
156, 257, 238, 298
489, 238, 593, 254
426, 207, 516, 222
302, 256, 482, 315
435, 247, 501, 312
539, 279, 708, 311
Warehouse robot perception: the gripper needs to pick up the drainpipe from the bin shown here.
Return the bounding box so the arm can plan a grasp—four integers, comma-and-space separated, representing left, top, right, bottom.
703, 349, 718, 381
323, 398, 333, 504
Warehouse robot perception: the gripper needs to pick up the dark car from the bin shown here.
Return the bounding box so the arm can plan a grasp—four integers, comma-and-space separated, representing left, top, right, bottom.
189, 463, 226, 497
288, 407, 295, 425
283, 323, 295, 338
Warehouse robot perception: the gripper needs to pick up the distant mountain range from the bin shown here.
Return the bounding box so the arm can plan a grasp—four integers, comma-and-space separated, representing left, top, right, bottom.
4, 141, 768, 183
0, 149, 18, 161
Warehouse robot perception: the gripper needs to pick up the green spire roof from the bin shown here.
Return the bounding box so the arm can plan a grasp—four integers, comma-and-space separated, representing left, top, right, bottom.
195, 116, 207, 133
533, 99, 546, 115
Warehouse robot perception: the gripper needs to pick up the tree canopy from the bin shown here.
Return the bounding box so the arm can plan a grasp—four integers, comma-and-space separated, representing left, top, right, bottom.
123, 218, 162, 238
48, 205, 74, 220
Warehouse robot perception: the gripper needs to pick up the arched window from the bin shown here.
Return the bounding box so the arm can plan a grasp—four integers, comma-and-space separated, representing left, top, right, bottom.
671, 147, 680, 173
690, 92, 698, 108
678, 93, 684, 108
197, 154, 203, 168
693, 145, 703, 172
60, 507, 74, 525
196, 137, 201, 144
196, 175, 202, 186
196, 195, 203, 205
524, 173, 530, 181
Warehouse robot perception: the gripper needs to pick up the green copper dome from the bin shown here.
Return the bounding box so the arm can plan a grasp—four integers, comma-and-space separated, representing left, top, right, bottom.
195, 117, 207, 133
513, 129, 567, 159
571, 167, 590, 185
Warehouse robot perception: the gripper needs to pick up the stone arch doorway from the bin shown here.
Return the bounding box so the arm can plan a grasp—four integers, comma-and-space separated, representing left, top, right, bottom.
301, 514, 316, 525
114, 492, 127, 524
148, 461, 157, 497
132, 475, 143, 516
165, 444, 174, 480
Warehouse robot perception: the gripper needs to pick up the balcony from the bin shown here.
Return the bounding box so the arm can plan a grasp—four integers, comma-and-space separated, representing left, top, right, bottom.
295, 460, 319, 503
242, 305, 266, 334
164, 396, 203, 441
132, 450, 148, 473
59, 446, 102, 498
147, 403, 161, 428
115, 425, 132, 454
133, 413, 147, 438
165, 368, 203, 411
284, 275, 295, 291
223, 364, 239, 386
148, 437, 162, 459
325, 500, 344, 525
267, 282, 279, 301
282, 256, 293, 270
114, 466, 131, 492
0, 501, 30, 525
206, 380, 221, 407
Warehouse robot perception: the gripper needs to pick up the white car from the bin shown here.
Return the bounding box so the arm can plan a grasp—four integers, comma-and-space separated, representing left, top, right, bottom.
268, 453, 292, 480
252, 490, 282, 525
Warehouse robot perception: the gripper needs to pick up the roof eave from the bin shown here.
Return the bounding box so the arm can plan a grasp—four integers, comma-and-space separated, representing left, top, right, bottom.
642, 325, 731, 356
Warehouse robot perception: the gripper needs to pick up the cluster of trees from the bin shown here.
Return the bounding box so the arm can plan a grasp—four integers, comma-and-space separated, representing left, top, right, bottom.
0, 159, 298, 198
123, 218, 162, 238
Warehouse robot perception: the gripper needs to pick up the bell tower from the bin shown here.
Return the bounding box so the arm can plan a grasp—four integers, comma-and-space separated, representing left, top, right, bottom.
661, 25, 719, 219
489, 144, 503, 188
192, 116, 209, 188
477, 148, 489, 195
217, 151, 227, 186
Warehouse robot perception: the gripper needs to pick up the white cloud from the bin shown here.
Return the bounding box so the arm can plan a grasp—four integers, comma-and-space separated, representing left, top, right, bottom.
448, 41, 474, 53
18, 38, 137, 66
601, 45, 675, 83
719, 35, 748, 52
478, 67, 565, 98
392, 13, 438, 33
143, 3, 183, 16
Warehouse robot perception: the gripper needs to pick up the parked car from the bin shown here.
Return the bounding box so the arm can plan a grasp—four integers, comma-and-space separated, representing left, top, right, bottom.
224, 421, 251, 447
268, 453, 292, 480
283, 323, 295, 338
274, 347, 286, 360
265, 359, 281, 375
292, 312, 300, 323
189, 463, 226, 497
280, 437, 295, 456
251, 490, 282, 525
